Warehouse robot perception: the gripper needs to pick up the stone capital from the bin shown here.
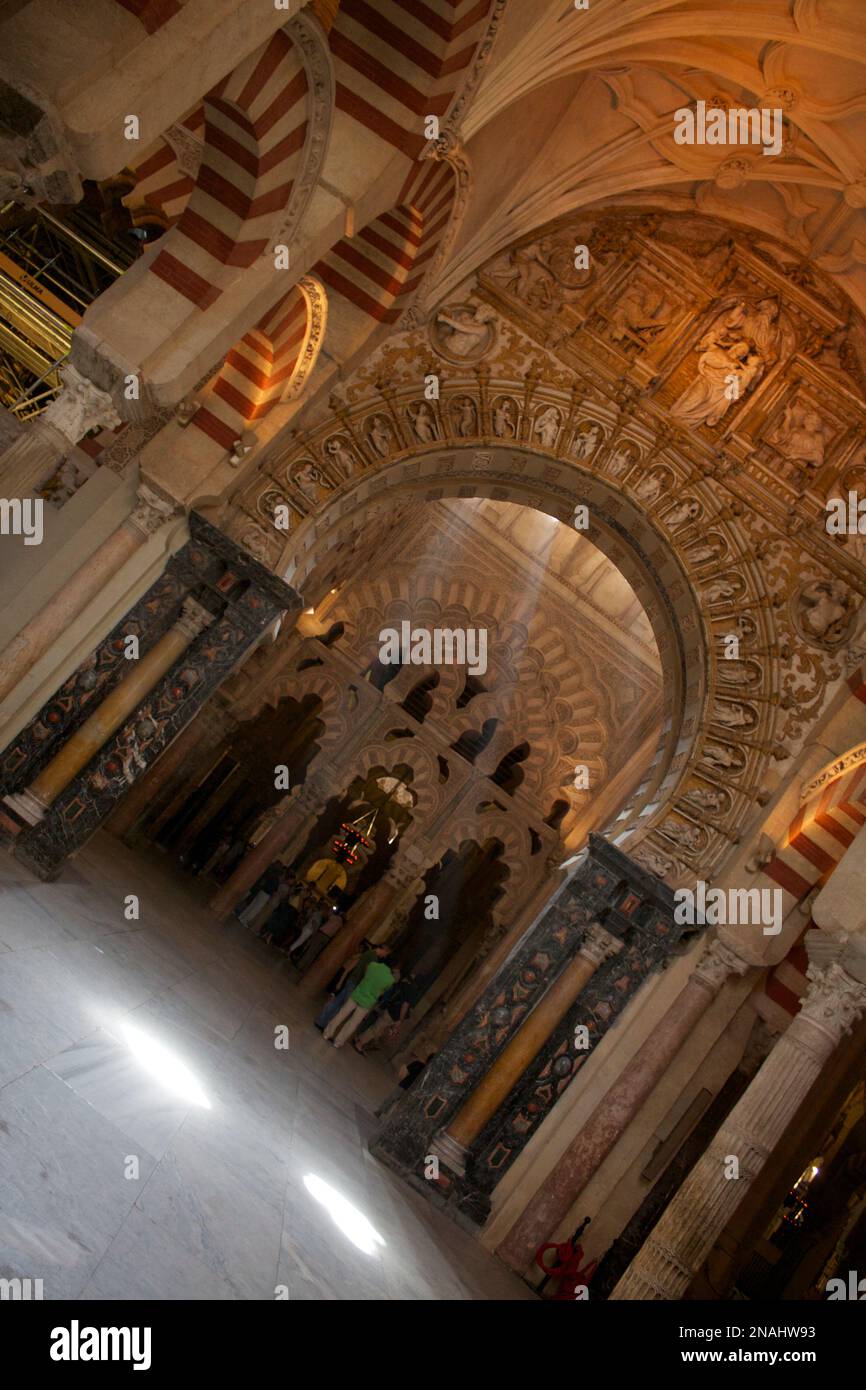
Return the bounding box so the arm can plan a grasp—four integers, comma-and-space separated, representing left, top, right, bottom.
174, 597, 214, 642
692, 936, 752, 993
42, 364, 121, 444
578, 923, 624, 967
126, 484, 179, 539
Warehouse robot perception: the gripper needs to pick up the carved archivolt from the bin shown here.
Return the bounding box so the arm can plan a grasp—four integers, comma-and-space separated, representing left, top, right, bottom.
226, 212, 866, 886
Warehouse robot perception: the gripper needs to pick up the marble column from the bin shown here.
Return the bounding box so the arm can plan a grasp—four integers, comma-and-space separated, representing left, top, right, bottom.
298, 858, 416, 997
370, 836, 681, 1225
209, 770, 335, 920
497, 936, 752, 1272
0, 485, 177, 706
104, 698, 230, 841
0, 364, 121, 496
433, 925, 623, 1177
176, 764, 246, 859
4, 596, 214, 826
610, 932, 866, 1300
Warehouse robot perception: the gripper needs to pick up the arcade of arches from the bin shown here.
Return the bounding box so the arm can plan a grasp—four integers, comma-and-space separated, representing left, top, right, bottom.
2, 0, 866, 1305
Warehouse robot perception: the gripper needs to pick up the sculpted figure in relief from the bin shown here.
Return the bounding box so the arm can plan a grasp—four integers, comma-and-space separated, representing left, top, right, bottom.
431, 303, 496, 360
769, 400, 831, 469
534, 406, 561, 449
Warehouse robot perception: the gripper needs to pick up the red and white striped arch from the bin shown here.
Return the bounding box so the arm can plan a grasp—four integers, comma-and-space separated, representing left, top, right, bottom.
758, 668, 866, 1025
124, 107, 205, 230
148, 26, 309, 310
188, 277, 322, 454
330, 0, 499, 165
313, 156, 456, 359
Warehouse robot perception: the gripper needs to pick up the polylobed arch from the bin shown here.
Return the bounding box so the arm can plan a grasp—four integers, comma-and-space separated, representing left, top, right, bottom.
236, 660, 350, 756
346, 739, 442, 833
435, 811, 533, 902
280, 441, 716, 858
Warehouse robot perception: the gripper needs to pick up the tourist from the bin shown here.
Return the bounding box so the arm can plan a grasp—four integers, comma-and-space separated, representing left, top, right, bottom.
287, 892, 329, 960
323, 959, 399, 1049
260, 873, 304, 946
236, 861, 282, 928
374, 1052, 436, 1118
315, 941, 388, 1029
295, 902, 344, 969
353, 972, 421, 1054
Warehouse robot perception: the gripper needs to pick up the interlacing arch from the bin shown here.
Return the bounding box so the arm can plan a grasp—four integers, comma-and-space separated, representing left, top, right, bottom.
332, 589, 611, 808
239, 661, 351, 758
345, 739, 441, 829
433, 811, 532, 900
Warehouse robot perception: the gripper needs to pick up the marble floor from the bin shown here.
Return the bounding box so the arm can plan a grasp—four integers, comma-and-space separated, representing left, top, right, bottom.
0, 831, 535, 1301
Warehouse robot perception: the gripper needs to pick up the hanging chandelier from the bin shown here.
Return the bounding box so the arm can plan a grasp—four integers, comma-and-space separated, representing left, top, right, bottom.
332, 809, 376, 865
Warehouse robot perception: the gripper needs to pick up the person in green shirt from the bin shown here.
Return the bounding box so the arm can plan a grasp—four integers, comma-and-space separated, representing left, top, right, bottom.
314, 942, 387, 1030
323, 958, 400, 1048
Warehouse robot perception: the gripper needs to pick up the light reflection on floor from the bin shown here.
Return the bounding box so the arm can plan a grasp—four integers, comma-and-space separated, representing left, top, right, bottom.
0, 832, 536, 1301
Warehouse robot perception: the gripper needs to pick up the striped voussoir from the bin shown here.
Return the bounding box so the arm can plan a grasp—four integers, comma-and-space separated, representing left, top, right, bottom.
761, 670, 866, 1024
125, 107, 205, 230
149, 28, 309, 309
190, 284, 312, 452
313, 158, 455, 355
331, 0, 497, 161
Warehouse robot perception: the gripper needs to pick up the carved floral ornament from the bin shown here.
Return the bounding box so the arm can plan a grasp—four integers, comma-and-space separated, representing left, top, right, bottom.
225, 212, 866, 885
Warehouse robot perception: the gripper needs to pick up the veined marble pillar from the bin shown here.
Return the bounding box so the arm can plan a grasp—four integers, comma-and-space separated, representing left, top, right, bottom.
497, 937, 752, 1272
0, 365, 120, 496
299, 858, 417, 997
209, 771, 335, 920
610, 932, 866, 1301
1, 514, 301, 879
0, 485, 177, 706
4, 596, 214, 826
433, 925, 624, 1177
370, 836, 682, 1226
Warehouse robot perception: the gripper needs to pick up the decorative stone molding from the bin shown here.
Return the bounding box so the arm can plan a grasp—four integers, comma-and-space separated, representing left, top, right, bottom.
42, 364, 121, 444
800, 742, 866, 803
266, 9, 336, 256
126, 484, 179, 539
692, 936, 752, 993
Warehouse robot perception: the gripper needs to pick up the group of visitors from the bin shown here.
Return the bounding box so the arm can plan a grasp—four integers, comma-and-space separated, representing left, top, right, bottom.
314, 943, 422, 1052
234, 861, 433, 1101
234, 864, 343, 966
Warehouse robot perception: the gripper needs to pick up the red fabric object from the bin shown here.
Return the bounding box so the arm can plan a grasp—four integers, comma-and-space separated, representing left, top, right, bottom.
535, 1241, 597, 1300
